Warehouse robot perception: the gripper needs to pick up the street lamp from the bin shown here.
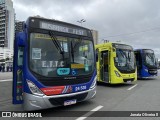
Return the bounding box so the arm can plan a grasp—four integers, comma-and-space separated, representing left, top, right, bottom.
77, 19, 86, 26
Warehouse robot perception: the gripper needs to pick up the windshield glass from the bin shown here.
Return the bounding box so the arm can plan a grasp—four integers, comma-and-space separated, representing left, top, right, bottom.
143, 50, 156, 66
115, 49, 135, 70
29, 33, 94, 77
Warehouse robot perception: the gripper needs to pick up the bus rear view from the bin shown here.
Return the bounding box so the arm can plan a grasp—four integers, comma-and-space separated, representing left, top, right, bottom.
12, 17, 96, 111
134, 49, 157, 78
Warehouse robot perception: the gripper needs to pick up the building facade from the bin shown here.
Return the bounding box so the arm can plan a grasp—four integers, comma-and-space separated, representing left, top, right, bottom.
0, 0, 15, 60
91, 29, 98, 45
15, 20, 24, 32
0, 47, 13, 60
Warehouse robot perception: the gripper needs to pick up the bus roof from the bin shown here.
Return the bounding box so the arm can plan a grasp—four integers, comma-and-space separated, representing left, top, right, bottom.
95, 42, 132, 49
134, 49, 154, 51
28, 16, 90, 30
95, 42, 112, 49
24, 16, 92, 37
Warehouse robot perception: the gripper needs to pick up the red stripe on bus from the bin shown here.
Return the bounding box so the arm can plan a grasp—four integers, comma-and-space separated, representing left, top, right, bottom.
17, 86, 22, 88
40, 86, 65, 96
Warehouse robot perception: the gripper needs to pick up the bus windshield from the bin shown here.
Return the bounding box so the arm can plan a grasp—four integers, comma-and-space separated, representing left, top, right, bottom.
115, 49, 135, 71
29, 33, 94, 77
143, 50, 156, 67
113, 44, 135, 72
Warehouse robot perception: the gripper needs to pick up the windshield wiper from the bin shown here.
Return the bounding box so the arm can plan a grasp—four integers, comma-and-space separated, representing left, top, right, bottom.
146, 53, 152, 59
71, 41, 74, 63
118, 49, 134, 70
119, 49, 130, 67
128, 51, 131, 62
49, 31, 64, 59
119, 49, 132, 61
119, 49, 125, 58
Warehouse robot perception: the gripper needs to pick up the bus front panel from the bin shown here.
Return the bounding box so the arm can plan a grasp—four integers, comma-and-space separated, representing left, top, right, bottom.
13, 17, 96, 111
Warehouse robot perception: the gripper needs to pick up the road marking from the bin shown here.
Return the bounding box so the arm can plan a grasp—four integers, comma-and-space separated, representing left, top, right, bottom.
0, 79, 12, 82
76, 105, 103, 120
127, 84, 137, 90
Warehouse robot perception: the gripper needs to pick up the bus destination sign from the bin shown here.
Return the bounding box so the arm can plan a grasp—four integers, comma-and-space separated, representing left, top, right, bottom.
143, 49, 154, 53
40, 21, 87, 36
113, 43, 133, 50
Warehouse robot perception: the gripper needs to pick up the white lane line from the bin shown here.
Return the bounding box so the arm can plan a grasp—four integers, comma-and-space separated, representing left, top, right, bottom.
0, 79, 12, 82
76, 105, 103, 120
127, 84, 137, 90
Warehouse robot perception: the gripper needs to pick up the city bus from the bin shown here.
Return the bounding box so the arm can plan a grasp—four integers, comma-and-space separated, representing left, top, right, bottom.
12, 16, 96, 111
95, 42, 137, 84
134, 49, 157, 78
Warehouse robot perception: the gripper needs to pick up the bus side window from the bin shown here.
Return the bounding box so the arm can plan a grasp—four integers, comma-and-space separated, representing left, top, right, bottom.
18, 47, 24, 66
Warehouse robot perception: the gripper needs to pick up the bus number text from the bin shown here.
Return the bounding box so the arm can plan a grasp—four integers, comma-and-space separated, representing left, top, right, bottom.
75, 85, 87, 92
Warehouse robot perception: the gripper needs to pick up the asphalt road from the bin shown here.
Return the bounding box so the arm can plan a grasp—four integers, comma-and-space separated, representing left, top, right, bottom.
0, 72, 160, 120
0, 72, 12, 80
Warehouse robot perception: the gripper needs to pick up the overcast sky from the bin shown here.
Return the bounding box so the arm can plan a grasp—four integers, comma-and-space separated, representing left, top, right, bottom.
13, 0, 160, 58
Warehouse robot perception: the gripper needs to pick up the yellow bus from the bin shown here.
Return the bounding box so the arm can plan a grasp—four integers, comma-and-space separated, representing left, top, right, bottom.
95, 42, 137, 84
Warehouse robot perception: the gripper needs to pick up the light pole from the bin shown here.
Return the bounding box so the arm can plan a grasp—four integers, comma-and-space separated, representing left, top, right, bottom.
77, 19, 86, 26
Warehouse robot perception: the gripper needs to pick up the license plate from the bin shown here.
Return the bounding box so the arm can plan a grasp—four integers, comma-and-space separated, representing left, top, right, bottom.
127, 81, 131, 83
64, 99, 77, 106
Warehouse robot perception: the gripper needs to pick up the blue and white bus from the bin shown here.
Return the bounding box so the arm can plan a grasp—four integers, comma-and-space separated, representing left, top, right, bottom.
134, 49, 157, 78
13, 17, 96, 111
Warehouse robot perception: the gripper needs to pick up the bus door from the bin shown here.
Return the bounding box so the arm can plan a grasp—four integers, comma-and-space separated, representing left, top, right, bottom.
100, 50, 109, 83
135, 51, 142, 77
13, 33, 25, 104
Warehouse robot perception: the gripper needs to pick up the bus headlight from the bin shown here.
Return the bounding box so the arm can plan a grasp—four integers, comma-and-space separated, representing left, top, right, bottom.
27, 80, 44, 96
114, 70, 121, 77
90, 75, 97, 89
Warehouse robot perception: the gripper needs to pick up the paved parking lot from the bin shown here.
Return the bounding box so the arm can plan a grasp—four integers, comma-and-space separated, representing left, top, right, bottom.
0, 71, 160, 120
0, 72, 12, 80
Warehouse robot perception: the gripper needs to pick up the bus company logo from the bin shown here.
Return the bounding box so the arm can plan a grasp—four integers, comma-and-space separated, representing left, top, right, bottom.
126, 69, 131, 71
66, 86, 73, 93
64, 77, 76, 80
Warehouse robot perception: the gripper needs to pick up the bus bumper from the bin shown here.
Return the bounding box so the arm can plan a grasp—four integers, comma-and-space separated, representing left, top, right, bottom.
139, 75, 157, 79
23, 86, 96, 111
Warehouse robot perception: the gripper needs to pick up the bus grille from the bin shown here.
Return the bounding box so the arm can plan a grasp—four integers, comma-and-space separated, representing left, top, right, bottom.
36, 75, 92, 86
48, 92, 88, 106
148, 69, 157, 75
